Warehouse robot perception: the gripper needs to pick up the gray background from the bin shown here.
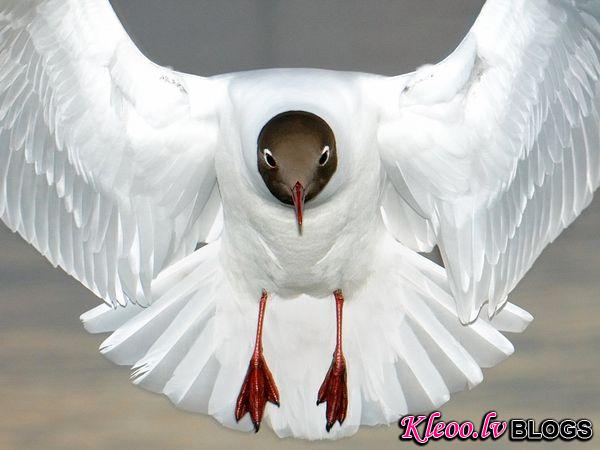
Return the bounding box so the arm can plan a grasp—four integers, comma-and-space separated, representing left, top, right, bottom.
1, 1, 599, 449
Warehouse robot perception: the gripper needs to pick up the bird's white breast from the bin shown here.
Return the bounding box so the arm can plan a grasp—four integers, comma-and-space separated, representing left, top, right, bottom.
213, 69, 387, 298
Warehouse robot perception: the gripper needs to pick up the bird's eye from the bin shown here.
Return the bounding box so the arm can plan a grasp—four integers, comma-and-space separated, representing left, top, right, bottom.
319, 146, 330, 166
263, 149, 277, 168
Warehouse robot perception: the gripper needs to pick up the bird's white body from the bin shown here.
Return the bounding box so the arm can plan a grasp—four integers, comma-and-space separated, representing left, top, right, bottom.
1, 0, 599, 441
84, 70, 530, 440
217, 69, 385, 298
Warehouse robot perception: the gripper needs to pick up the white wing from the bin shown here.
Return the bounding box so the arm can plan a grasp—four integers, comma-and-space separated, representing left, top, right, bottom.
377, 0, 600, 322
0, 0, 223, 307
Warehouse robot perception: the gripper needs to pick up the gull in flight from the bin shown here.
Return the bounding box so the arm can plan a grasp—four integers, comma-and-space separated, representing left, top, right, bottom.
1, 0, 599, 440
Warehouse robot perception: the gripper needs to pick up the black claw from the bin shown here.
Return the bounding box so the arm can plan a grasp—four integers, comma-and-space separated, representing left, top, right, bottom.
253, 421, 260, 433
326, 421, 334, 432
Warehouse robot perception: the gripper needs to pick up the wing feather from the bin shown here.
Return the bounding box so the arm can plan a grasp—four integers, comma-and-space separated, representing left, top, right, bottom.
0, 0, 223, 307
377, 0, 600, 322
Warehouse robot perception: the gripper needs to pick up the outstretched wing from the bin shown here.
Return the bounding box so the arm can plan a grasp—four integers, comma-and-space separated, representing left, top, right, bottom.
377, 0, 600, 322
0, 0, 223, 307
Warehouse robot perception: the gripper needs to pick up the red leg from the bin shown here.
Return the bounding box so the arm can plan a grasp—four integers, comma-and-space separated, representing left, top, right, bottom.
317, 289, 348, 432
235, 290, 280, 432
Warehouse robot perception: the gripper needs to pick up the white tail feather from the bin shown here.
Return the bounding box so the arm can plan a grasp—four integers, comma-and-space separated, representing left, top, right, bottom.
81, 237, 532, 440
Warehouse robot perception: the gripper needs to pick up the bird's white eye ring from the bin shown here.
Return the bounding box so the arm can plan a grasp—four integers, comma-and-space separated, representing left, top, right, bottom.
319, 146, 330, 166
263, 149, 277, 168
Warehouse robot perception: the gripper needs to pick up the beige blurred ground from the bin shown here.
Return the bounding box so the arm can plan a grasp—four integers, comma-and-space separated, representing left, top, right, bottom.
1, 1, 599, 449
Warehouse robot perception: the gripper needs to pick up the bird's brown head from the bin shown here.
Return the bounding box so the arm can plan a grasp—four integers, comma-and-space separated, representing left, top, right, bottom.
257, 111, 338, 232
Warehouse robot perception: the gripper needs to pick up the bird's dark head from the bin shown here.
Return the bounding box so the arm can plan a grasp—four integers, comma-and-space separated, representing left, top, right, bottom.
257, 111, 338, 231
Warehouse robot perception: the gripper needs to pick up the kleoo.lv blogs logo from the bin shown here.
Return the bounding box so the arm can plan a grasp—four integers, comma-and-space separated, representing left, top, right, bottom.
398, 411, 593, 444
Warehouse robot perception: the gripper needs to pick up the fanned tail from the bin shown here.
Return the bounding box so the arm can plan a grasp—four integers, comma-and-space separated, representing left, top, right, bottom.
81, 237, 532, 440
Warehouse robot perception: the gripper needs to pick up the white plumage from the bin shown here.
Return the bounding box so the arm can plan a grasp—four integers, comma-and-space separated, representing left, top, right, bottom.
0, 0, 598, 440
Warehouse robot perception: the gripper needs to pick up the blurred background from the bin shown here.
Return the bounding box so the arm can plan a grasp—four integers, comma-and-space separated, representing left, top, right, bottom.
1, 1, 599, 449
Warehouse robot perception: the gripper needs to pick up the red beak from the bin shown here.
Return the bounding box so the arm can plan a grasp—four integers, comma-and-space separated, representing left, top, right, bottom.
291, 181, 305, 231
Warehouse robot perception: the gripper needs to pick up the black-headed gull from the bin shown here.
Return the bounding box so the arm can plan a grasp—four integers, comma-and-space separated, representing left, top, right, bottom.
1, 0, 599, 440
